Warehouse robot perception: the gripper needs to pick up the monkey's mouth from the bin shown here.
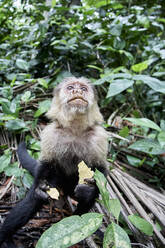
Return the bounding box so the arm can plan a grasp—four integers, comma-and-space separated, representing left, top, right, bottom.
68, 97, 88, 105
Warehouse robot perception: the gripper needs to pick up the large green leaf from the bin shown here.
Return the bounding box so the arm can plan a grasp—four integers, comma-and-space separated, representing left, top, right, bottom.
21, 91, 32, 103
124, 118, 161, 131
36, 213, 103, 248
109, 23, 123, 36
129, 139, 165, 155
5, 162, 23, 177
109, 199, 121, 221
22, 171, 34, 188
84, 0, 110, 8
103, 222, 131, 248
34, 100, 51, 117
158, 131, 165, 148
0, 151, 11, 173
16, 59, 30, 71
94, 170, 121, 220
5, 119, 27, 131
127, 155, 143, 167
51, 0, 56, 8
107, 79, 134, 97
133, 75, 165, 93
131, 61, 148, 72
94, 73, 132, 85
128, 215, 153, 236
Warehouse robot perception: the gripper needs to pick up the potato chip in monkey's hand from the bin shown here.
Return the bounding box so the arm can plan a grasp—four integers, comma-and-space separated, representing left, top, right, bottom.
78, 161, 94, 184
47, 188, 60, 200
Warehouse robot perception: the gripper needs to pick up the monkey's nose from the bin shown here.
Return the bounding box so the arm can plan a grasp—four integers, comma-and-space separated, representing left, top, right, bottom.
73, 88, 82, 94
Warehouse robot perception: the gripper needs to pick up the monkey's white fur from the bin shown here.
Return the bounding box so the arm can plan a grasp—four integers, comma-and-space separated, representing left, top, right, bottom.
40, 77, 108, 174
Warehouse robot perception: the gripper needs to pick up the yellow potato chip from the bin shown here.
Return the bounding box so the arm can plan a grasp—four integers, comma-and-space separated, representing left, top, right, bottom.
78, 161, 94, 184
47, 188, 59, 200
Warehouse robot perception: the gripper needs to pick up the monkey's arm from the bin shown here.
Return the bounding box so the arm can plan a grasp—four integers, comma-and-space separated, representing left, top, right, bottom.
17, 142, 38, 177
74, 163, 107, 215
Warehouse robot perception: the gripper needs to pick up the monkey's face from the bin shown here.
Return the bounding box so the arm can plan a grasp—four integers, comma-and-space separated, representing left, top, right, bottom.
60, 81, 95, 113
47, 77, 102, 123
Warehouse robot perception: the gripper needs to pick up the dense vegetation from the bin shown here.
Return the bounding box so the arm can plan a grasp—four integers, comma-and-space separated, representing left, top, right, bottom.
0, 0, 165, 247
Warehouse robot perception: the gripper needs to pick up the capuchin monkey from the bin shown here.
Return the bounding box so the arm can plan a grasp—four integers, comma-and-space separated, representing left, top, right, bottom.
0, 77, 108, 248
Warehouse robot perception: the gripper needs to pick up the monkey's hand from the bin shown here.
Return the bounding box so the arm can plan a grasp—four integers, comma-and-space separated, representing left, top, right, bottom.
84, 178, 95, 185
74, 183, 98, 203
35, 180, 50, 200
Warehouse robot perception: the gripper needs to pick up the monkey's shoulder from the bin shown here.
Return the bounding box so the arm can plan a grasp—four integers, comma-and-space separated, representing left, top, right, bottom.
91, 125, 108, 138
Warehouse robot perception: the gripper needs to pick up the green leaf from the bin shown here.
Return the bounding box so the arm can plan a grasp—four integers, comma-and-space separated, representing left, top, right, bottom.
34, 100, 51, 117
107, 79, 134, 97
2, 102, 13, 115
131, 61, 148, 72
16, 59, 30, 71
94, 170, 111, 209
119, 50, 134, 61
158, 131, 165, 148
127, 155, 143, 167
5, 163, 23, 177
38, 78, 49, 89
128, 215, 153, 236
129, 139, 165, 155
22, 171, 34, 188
87, 65, 103, 72
103, 222, 131, 248
21, 91, 31, 103
0, 151, 11, 173
36, 213, 103, 248
124, 118, 161, 131
10, 101, 17, 113
84, 0, 110, 8
133, 75, 165, 94
155, 221, 162, 232
152, 72, 165, 77
5, 119, 26, 131
110, 24, 123, 36
109, 199, 121, 220
30, 141, 40, 151
51, 0, 56, 8
119, 126, 129, 138
160, 120, 165, 131
94, 170, 121, 220
0, 115, 16, 121
94, 73, 132, 85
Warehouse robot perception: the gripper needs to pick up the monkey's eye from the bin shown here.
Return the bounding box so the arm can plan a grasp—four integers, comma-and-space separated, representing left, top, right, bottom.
67, 85, 74, 90
81, 86, 88, 92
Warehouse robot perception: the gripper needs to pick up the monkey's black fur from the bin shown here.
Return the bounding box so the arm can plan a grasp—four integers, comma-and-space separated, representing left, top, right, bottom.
0, 143, 106, 247
17, 142, 37, 177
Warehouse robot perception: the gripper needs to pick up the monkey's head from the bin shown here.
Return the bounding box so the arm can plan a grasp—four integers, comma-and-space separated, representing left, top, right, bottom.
47, 77, 104, 127
58, 77, 96, 112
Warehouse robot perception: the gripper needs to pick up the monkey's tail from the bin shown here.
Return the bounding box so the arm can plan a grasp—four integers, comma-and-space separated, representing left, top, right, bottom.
17, 142, 38, 177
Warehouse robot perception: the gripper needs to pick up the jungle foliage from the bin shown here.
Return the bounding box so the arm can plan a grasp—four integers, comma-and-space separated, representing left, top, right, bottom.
1, 0, 165, 187
0, 0, 165, 247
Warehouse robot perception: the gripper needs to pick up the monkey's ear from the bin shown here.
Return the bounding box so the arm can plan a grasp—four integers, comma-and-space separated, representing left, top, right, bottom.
89, 102, 104, 125
46, 96, 59, 121
46, 108, 54, 120
92, 86, 99, 101
53, 85, 61, 96
46, 85, 62, 120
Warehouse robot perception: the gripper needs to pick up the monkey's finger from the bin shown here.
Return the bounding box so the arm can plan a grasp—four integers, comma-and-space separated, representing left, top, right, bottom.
35, 188, 49, 200
39, 180, 50, 191
84, 178, 95, 185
